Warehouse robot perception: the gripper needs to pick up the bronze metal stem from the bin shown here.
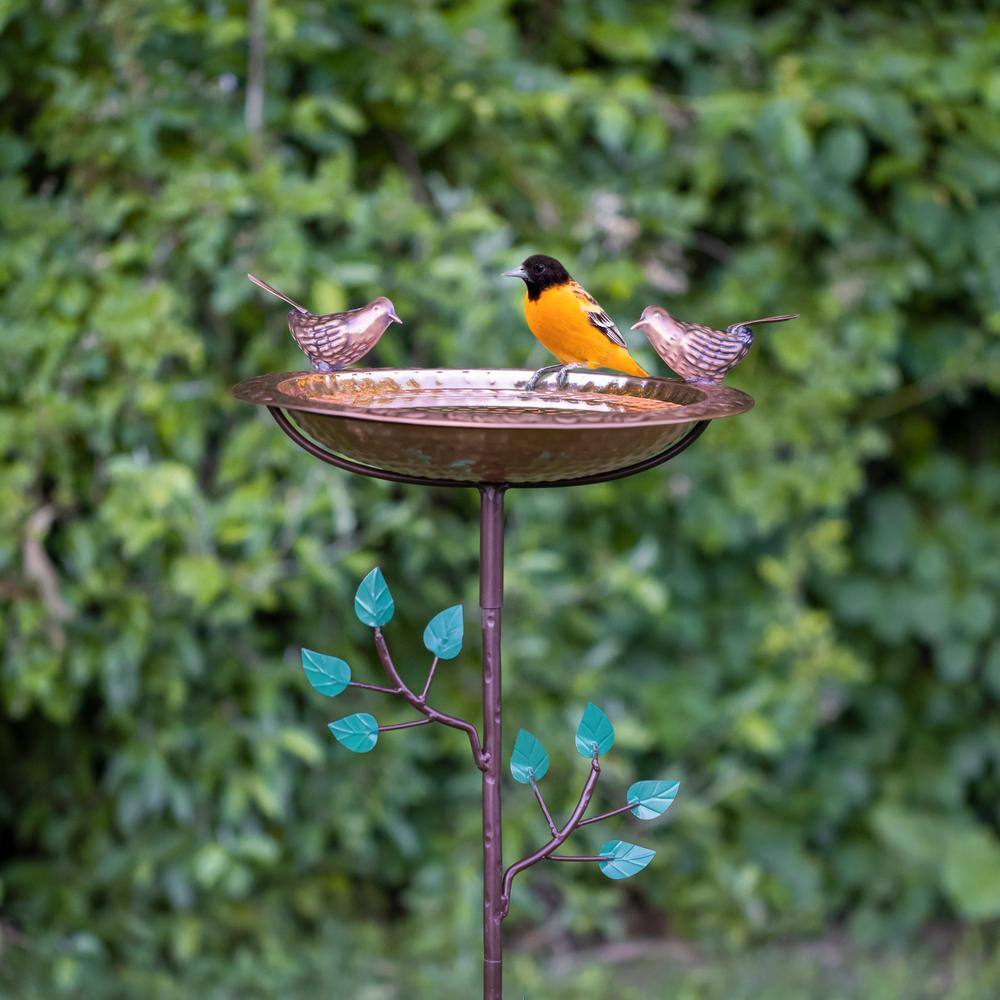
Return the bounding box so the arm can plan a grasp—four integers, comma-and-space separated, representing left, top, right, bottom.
480, 486, 505, 1000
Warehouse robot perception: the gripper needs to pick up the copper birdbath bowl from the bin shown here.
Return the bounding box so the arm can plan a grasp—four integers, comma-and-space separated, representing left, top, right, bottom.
232, 368, 753, 486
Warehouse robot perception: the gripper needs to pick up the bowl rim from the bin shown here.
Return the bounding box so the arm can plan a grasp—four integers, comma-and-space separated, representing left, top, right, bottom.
231, 368, 754, 431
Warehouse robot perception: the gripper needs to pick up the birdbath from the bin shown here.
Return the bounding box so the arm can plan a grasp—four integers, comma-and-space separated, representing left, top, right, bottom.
232, 367, 753, 998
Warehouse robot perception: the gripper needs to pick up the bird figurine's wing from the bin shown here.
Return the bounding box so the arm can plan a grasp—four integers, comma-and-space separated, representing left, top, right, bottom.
726, 313, 799, 333
292, 313, 351, 358
679, 321, 754, 371
569, 280, 628, 348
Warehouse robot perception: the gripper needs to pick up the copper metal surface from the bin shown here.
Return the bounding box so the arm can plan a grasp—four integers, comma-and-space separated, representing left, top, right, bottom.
232, 368, 753, 485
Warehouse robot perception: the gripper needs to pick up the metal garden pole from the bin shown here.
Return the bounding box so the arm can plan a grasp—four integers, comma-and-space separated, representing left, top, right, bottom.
480, 485, 505, 999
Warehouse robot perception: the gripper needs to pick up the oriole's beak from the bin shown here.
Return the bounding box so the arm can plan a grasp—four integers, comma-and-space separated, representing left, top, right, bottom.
502, 266, 527, 280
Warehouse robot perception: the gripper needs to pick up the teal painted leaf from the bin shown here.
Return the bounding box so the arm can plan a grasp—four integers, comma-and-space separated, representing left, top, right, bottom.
300, 648, 351, 698
598, 840, 656, 880
354, 568, 394, 627
510, 729, 549, 784
423, 604, 464, 660
328, 713, 379, 753
575, 703, 615, 757
627, 780, 680, 820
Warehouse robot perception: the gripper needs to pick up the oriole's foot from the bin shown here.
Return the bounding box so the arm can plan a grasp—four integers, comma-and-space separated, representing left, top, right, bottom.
525, 364, 574, 391
525, 364, 560, 390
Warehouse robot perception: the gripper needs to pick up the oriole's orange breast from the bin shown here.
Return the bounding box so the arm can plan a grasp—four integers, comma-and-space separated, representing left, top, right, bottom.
523, 284, 647, 376
524, 284, 602, 364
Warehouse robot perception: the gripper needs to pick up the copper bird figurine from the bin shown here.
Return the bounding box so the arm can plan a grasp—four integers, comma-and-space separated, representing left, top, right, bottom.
247, 273, 402, 373
631, 307, 799, 385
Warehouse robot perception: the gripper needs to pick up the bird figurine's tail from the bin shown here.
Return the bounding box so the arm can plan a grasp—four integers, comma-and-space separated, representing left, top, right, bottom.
737, 313, 799, 326
247, 273, 309, 314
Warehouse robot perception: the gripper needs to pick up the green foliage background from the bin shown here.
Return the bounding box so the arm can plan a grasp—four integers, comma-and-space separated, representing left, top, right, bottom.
1, 1, 999, 995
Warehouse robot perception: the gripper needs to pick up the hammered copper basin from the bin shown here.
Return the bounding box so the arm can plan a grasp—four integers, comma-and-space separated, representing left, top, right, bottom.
231, 369, 753, 485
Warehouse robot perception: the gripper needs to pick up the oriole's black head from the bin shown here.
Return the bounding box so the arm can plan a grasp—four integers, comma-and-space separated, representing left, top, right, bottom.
503, 254, 571, 301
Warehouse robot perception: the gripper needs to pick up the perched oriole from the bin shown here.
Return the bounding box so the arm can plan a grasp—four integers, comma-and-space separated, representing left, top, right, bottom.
503, 254, 648, 389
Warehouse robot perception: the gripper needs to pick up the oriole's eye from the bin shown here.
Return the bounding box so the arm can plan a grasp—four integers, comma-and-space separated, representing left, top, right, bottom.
534, 263, 545, 274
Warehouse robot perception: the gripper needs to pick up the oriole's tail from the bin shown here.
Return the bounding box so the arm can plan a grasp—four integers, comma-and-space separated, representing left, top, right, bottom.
614, 354, 649, 378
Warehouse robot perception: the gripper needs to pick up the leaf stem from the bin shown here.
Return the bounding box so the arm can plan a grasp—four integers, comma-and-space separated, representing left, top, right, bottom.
378, 719, 434, 732
530, 776, 559, 837
373, 628, 488, 770
577, 801, 635, 827
418, 656, 439, 702
350, 681, 400, 695
546, 854, 610, 863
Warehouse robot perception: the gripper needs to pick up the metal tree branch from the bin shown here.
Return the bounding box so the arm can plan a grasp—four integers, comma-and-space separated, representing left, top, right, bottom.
500, 746, 602, 918
372, 627, 488, 770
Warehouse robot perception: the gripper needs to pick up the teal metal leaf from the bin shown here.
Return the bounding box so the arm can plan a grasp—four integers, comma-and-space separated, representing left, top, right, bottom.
575, 703, 615, 757
300, 648, 351, 698
510, 729, 549, 784
423, 604, 464, 660
328, 713, 379, 753
627, 780, 680, 820
354, 568, 394, 627
598, 840, 656, 880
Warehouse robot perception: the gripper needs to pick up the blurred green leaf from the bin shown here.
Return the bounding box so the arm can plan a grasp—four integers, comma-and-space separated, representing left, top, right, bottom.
820, 126, 868, 181
943, 829, 1000, 920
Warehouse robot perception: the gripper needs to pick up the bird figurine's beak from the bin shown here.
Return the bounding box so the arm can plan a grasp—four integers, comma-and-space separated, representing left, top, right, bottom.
502, 265, 527, 280
388, 306, 402, 325
631, 306, 661, 331
630, 309, 650, 331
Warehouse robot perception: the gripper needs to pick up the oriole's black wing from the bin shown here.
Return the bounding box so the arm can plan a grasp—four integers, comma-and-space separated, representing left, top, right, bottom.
570, 280, 628, 348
